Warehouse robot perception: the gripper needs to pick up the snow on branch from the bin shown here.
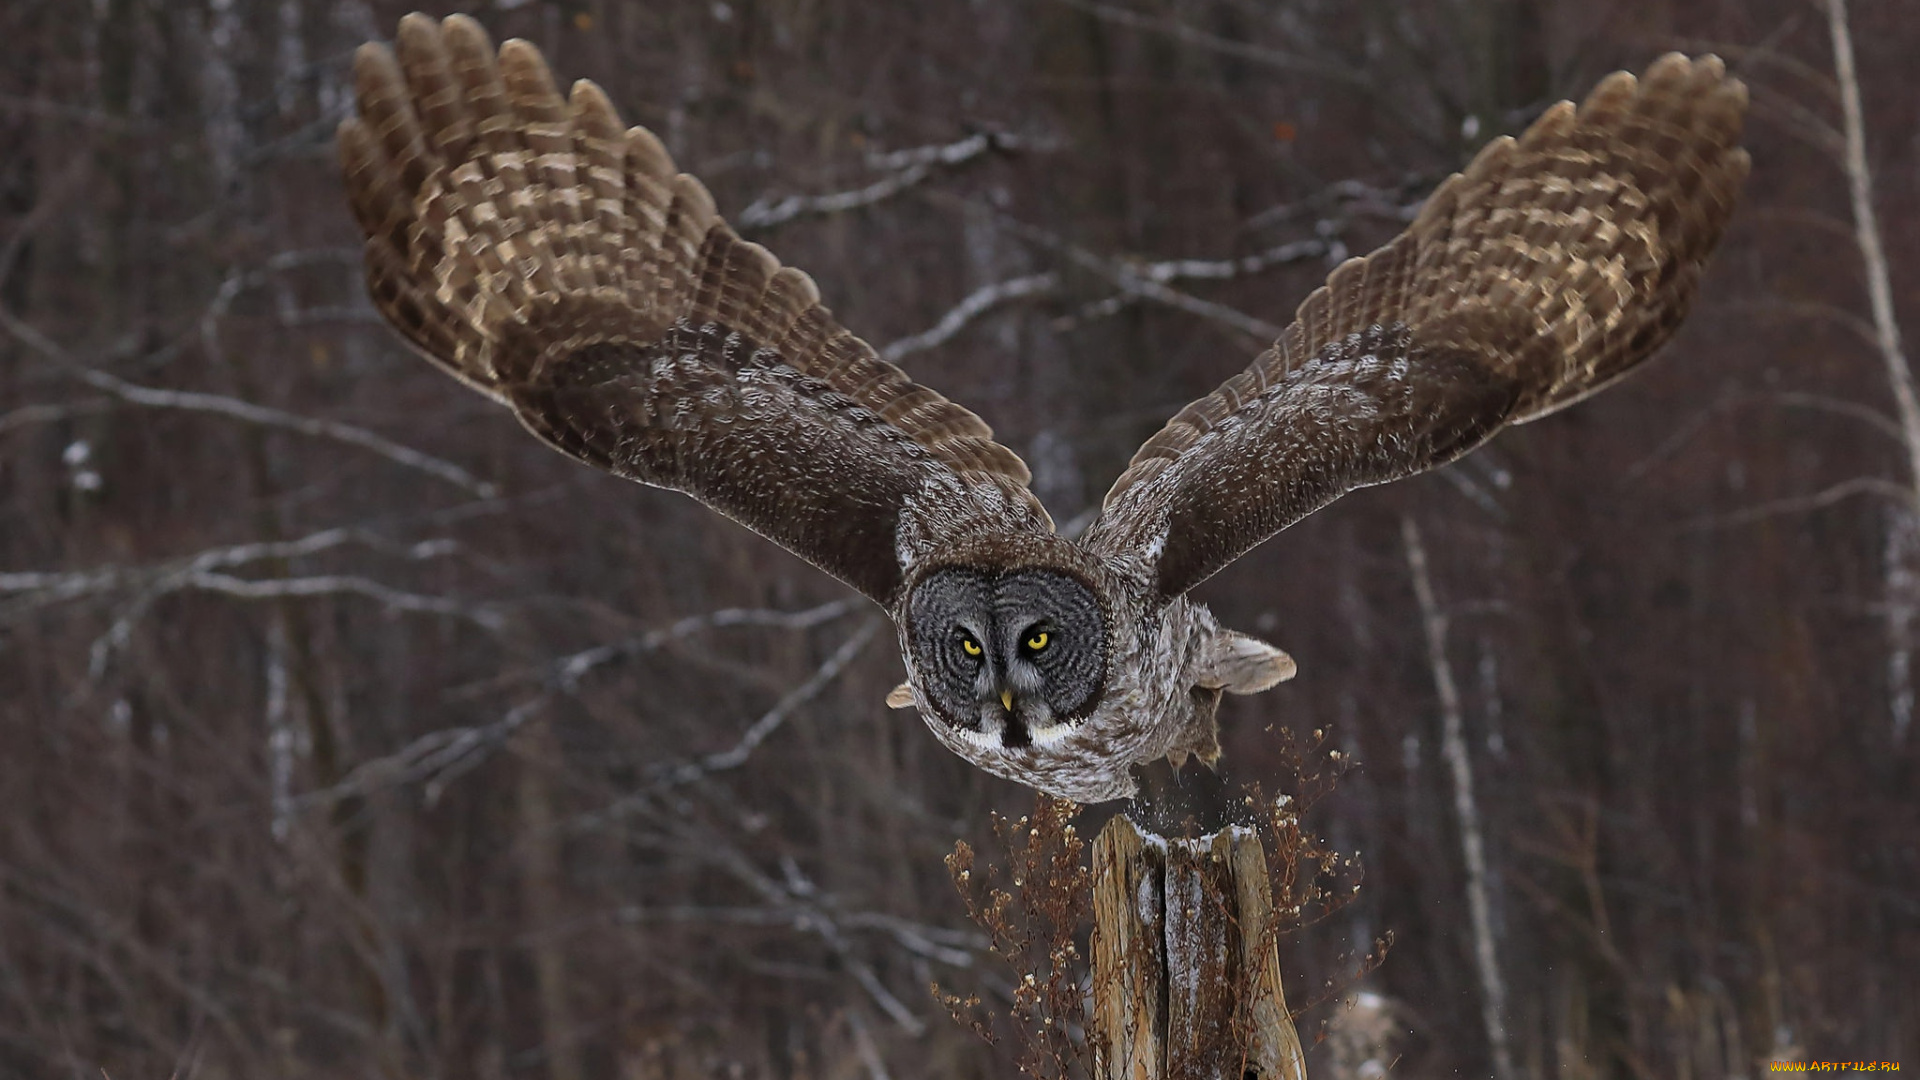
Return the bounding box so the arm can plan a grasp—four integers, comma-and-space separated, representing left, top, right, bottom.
986, 212, 1292, 343
1132, 236, 1332, 283
0, 305, 497, 498
1, 526, 465, 613
880, 228, 1333, 361
79, 568, 499, 680
737, 131, 1051, 231
881, 272, 1060, 362
177, 570, 500, 626
2, 522, 488, 681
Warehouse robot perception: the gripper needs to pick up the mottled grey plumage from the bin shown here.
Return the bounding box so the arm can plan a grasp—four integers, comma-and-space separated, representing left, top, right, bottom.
340, 16, 1748, 801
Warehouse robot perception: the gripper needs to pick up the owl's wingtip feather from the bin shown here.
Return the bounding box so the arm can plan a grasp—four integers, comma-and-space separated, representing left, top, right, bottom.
441, 11, 493, 53
569, 79, 621, 128
395, 11, 441, 48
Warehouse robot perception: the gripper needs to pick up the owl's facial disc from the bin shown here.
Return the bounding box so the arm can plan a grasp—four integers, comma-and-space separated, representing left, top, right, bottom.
907, 567, 1106, 749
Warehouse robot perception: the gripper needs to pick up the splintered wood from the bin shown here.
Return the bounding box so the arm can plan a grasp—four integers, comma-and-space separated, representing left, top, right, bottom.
1091, 815, 1307, 1080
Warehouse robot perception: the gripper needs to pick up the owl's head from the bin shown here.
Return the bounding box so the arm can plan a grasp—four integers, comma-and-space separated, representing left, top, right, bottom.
902, 565, 1110, 750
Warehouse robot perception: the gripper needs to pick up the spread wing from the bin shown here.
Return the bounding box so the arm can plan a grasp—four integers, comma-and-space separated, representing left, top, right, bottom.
1083, 53, 1749, 600
338, 14, 1046, 607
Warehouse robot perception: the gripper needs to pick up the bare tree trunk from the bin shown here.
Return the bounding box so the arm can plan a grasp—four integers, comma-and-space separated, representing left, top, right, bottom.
517, 718, 585, 1080
1402, 517, 1515, 1080
1828, 0, 1920, 745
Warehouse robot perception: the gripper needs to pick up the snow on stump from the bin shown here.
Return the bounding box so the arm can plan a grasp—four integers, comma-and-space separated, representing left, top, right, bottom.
1091, 813, 1308, 1080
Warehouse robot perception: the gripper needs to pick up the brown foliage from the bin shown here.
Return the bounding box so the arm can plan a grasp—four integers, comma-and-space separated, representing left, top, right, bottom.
941, 796, 1091, 1077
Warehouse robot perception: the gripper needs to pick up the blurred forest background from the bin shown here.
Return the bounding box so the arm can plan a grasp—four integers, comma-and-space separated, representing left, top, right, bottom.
2, 0, 1916, 1076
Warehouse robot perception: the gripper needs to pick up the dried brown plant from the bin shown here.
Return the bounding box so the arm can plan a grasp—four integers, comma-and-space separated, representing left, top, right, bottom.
941, 794, 1092, 1077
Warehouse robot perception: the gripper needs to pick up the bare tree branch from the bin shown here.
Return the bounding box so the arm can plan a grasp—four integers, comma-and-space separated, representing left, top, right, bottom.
179, 570, 501, 626
881, 273, 1060, 362
1044, 0, 1458, 157
0, 150, 91, 292
567, 617, 887, 835
4, 522, 490, 683
432, 597, 864, 704
295, 697, 548, 813
847, 1008, 893, 1080
300, 610, 879, 814
884, 233, 1331, 359
1745, 80, 1847, 157
0, 398, 116, 436
552, 597, 864, 691
672, 617, 884, 777
0, 306, 498, 498
1678, 476, 1913, 531
2, 526, 466, 613
1244, 176, 1430, 232
1130, 236, 1334, 284
1672, 38, 1840, 102
1626, 388, 1908, 481
860, 131, 1053, 172
608, 904, 985, 968
979, 210, 1289, 346
738, 132, 1049, 231
1721, 297, 1884, 350
1049, 0, 1366, 85
77, 567, 501, 679
1769, 390, 1908, 443
699, 842, 931, 1035
1051, 235, 1334, 332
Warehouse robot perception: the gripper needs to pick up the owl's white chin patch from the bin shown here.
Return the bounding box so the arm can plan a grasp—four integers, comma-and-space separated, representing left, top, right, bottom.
950, 716, 1075, 751
951, 726, 1001, 749
1026, 722, 1075, 747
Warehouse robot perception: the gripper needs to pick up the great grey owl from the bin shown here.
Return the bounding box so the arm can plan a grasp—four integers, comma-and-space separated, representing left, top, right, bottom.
340, 15, 1749, 802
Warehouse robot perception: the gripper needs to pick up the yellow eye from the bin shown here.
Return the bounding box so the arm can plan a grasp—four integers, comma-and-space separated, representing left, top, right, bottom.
1026, 631, 1050, 652
961, 636, 982, 657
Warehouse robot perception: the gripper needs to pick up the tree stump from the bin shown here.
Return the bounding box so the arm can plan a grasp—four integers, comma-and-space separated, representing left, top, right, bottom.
1091, 813, 1308, 1080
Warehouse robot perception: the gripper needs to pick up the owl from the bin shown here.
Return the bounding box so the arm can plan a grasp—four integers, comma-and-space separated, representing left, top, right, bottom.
339, 15, 1748, 802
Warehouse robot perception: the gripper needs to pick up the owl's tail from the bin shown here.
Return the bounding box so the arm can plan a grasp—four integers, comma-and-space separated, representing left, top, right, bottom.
336, 13, 771, 399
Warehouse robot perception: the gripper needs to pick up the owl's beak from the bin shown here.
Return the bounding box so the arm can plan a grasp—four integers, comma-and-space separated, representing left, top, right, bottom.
1001, 689, 1014, 712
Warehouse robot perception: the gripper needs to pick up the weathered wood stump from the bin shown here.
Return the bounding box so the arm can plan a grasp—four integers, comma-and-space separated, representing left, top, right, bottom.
1091, 812, 1308, 1080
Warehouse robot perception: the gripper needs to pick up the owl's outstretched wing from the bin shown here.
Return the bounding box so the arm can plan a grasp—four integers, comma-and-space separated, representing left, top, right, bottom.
1084, 54, 1748, 600
339, 14, 1046, 607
